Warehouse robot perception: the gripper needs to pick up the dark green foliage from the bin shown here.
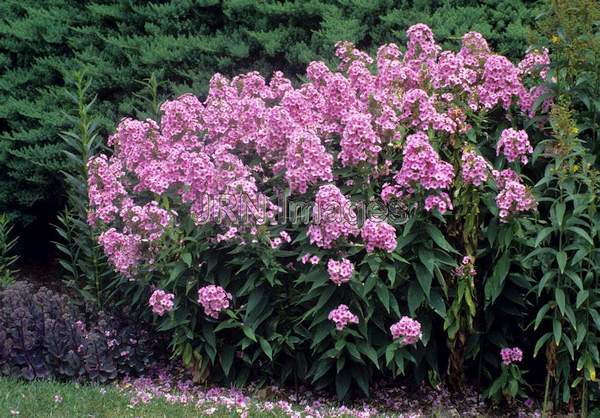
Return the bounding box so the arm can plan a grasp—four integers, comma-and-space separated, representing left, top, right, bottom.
0, 0, 542, 227
534, 0, 600, 152
0, 281, 165, 382
519, 2, 600, 414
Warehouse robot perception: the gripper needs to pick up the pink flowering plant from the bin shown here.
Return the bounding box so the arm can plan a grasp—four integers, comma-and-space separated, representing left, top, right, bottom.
486, 347, 527, 403
88, 24, 549, 397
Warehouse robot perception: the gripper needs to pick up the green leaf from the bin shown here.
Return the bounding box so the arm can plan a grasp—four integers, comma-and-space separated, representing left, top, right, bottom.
202, 322, 216, 350
534, 333, 552, 357
414, 264, 432, 300
221, 345, 234, 376
345, 343, 363, 363
534, 304, 550, 330
553, 319, 562, 346
336, 355, 345, 373
484, 252, 510, 305
357, 342, 379, 369
169, 262, 186, 283
554, 202, 566, 228
407, 282, 424, 315
430, 290, 447, 319
425, 224, 458, 253
418, 248, 435, 274
402, 216, 415, 237
537, 271, 556, 297
576, 290, 589, 308
564, 305, 577, 330
576, 325, 587, 349
311, 322, 332, 349
182, 343, 193, 366
568, 226, 594, 246
535, 227, 554, 247
245, 288, 264, 321
258, 337, 273, 360
509, 379, 518, 397
588, 308, 600, 330
366, 256, 381, 273
385, 344, 397, 366
385, 264, 397, 286
362, 274, 378, 297
181, 252, 192, 267
352, 368, 369, 397
555, 288, 566, 316
556, 251, 567, 274
564, 334, 574, 360
242, 325, 257, 342
565, 271, 584, 292
214, 320, 238, 332
157, 317, 189, 332
311, 360, 332, 384
336, 369, 351, 400
304, 285, 336, 320
375, 283, 390, 313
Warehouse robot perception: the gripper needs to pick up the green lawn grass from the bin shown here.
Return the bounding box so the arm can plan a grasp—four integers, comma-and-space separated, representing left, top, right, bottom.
0, 377, 286, 418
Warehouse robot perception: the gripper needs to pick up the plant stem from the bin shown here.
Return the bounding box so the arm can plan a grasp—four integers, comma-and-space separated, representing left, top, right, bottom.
542, 371, 551, 417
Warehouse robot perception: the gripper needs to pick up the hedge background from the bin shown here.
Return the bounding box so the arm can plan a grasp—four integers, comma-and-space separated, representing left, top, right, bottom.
0, 0, 541, 254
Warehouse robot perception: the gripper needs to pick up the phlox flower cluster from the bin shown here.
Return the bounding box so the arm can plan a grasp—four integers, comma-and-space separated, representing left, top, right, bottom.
361, 218, 397, 253
158, 94, 204, 145
494, 169, 537, 222
328, 304, 359, 330
454, 255, 477, 277
270, 230, 292, 249
339, 111, 381, 166
518, 48, 550, 79
89, 24, 543, 311
335, 40, 373, 72
120, 201, 173, 241
108, 118, 162, 175
461, 149, 491, 186
216, 227, 239, 243
97, 228, 140, 277
387, 132, 455, 212
149, 289, 175, 316
394, 132, 455, 191
301, 254, 320, 265
496, 128, 533, 164
87, 155, 128, 224
492, 168, 521, 189
459, 31, 491, 63
284, 130, 333, 194
518, 48, 551, 117
308, 185, 359, 249
396, 89, 460, 133
478, 55, 524, 110
198, 285, 232, 319
390, 316, 422, 345
405, 23, 441, 68
279, 231, 291, 243
500, 347, 523, 365
327, 258, 354, 286
424, 192, 453, 214
380, 182, 406, 204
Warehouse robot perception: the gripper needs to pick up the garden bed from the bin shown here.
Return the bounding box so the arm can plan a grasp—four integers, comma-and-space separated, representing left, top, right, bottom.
1, 374, 544, 418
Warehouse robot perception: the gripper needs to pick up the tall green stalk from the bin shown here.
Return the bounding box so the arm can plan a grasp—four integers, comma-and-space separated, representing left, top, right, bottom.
54, 71, 113, 309
0, 214, 19, 289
